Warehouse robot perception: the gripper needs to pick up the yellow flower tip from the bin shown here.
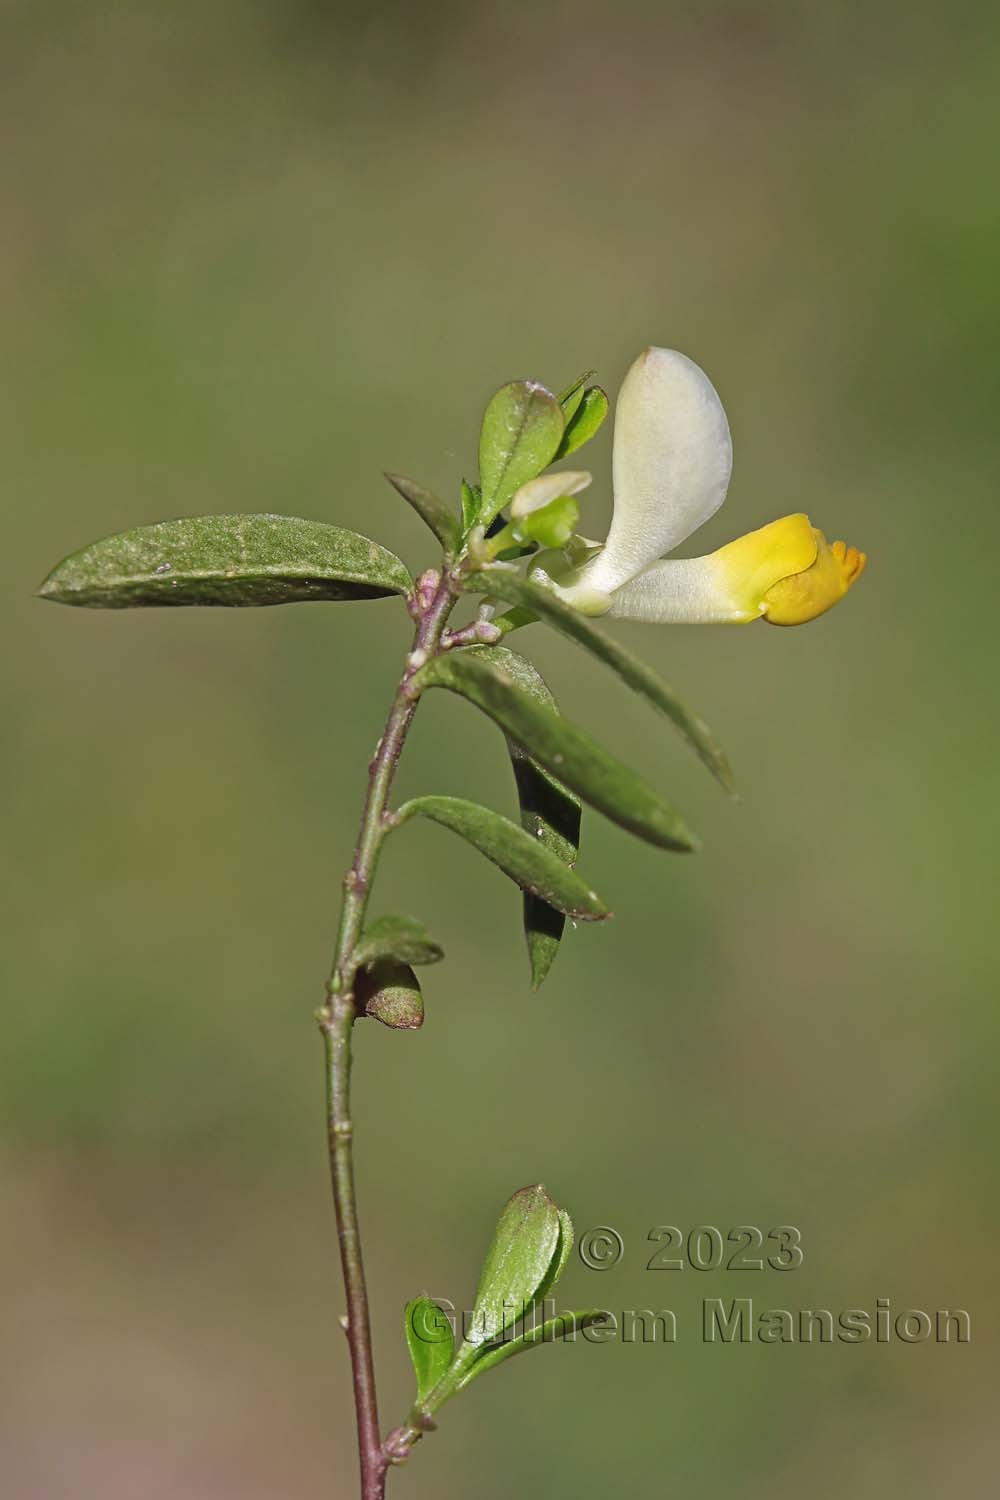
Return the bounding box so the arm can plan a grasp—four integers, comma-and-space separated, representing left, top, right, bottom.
761, 527, 867, 627
712, 513, 819, 623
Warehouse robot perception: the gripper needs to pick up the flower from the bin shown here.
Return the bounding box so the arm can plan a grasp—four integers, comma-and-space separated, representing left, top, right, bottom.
530, 347, 866, 626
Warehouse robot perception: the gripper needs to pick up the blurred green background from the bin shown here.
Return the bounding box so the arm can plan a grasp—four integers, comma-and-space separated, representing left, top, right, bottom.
3, 1, 998, 1494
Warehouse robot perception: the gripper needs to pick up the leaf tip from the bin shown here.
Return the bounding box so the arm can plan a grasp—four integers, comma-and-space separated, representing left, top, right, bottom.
36, 568, 68, 603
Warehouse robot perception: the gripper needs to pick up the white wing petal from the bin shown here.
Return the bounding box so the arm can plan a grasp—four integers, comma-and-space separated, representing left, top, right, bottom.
581, 347, 732, 596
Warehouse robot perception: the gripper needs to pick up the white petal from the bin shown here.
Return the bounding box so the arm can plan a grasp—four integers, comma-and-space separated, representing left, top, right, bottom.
580, 347, 733, 597
509, 470, 591, 519
607, 515, 821, 624
608, 557, 759, 624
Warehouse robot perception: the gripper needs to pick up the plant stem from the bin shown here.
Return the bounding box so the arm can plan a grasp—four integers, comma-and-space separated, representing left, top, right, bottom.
319, 568, 458, 1500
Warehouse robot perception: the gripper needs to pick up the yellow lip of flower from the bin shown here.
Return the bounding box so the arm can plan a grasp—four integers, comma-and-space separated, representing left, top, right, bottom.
760, 528, 868, 626
711, 513, 820, 621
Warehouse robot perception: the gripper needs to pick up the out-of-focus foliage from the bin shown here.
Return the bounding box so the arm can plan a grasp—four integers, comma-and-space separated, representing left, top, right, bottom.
3, 3, 998, 1497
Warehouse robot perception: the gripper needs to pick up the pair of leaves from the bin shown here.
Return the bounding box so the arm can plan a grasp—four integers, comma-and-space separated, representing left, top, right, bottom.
392, 647, 588, 986
403, 1187, 608, 1422
556, 371, 610, 461
474, 376, 608, 532
411, 650, 698, 852
465, 568, 734, 793
39, 514, 413, 609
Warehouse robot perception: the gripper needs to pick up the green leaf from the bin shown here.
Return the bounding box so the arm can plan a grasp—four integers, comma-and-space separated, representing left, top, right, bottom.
460, 479, 481, 532
455, 1309, 611, 1389
384, 473, 461, 553
38, 514, 413, 609
558, 369, 597, 423
411, 650, 698, 852
405, 1297, 455, 1403
394, 795, 605, 920
478, 381, 565, 527
356, 960, 424, 1030
462, 646, 581, 988
463, 568, 733, 793
555, 386, 609, 459
464, 1185, 561, 1347
534, 1207, 575, 1305
354, 915, 443, 970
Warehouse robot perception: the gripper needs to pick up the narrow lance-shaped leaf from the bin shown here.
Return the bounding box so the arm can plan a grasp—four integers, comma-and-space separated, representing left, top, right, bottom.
356, 959, 424, 1030
460, 479, 481, 532
393, 796, 606, 920
555, 385, 609, 460
39, 514, 413, 609
461, 646, 582, 987
455, 1309, 612, 1390
478, 381, 565, 527
533, 1207, 575, 1306
411, 650, 699, 852
557, 369, 597, 423
463, 567, 733, 792
405, 1297, 456, 1404
384, 473, 461, 553
353, 914, 443, 969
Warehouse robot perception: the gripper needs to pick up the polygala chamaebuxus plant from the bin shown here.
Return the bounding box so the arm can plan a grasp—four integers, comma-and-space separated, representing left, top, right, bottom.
39, 347, 866, 1499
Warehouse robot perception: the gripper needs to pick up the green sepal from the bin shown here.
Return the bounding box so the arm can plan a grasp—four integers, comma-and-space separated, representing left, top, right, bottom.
478, 381, 565, 527
405, 1297, 456, 1403
463, 568, 733, 793
555, 386, 609, 459
38, 514, 413, 609
394, 795, 605, 920
411, 650, 699, 852
353, 915, 443, 970
356, 960, 424, 1029
384, 473, 461, 553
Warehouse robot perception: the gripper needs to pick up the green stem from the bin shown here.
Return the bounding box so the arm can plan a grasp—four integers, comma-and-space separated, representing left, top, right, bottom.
319, 568, 458, 1500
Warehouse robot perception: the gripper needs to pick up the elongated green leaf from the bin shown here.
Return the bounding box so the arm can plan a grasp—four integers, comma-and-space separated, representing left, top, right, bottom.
558, 369, 597, 422
460, 479, 481, 532
395, 795, 605, 920
465, 1186, 561, 1347
463, 568, 733, 792
455, 1309, 611, 1389
405, 1297, 455, 1403
356, 959, 424, 1030
39, 514, 413, 609
462, 647, 582, 988
411, 651, 698, 851
555, 385, 609, 459
354, 915, 443, 969
384, 472, 460, 552
478, 381, 565, 526
533, 1207, 575, 1306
